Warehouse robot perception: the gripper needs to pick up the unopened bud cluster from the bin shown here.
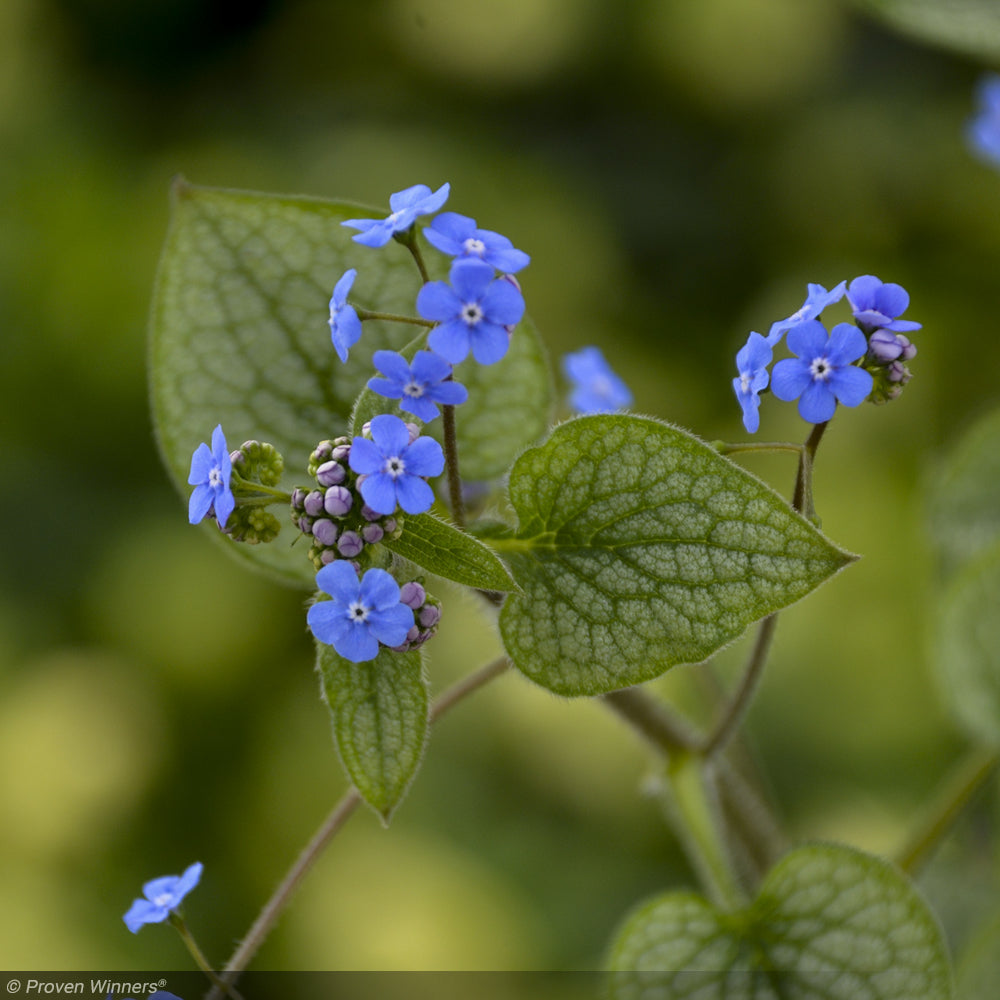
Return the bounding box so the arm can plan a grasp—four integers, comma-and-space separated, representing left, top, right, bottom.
231, 439, 284, 486
292, 436, 403, 570
392, 580, 443, 652
224, 439, 286, 543
863, 330, 917, 404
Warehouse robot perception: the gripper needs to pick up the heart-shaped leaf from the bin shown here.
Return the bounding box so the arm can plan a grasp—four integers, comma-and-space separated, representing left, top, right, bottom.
150, 179, 552, 586
495, 415, 856, 696
608, 842, 953, 999
317, 641, 428, 823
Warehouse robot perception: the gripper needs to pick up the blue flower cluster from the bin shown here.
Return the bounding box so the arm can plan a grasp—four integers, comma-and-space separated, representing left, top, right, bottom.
733, 275, 920, 433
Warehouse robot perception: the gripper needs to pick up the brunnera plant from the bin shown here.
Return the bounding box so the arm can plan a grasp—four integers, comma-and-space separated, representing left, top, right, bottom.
129, 171, 1000, 1000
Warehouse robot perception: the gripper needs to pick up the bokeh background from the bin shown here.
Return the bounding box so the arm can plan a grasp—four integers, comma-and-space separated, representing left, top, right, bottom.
3, 0, 1000, 975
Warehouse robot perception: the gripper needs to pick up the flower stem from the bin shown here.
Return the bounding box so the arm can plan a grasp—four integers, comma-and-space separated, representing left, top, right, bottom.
211, 656, 511, 994
601, 686, 700, 752
896, 746, 1000, 875
230, 475, 292, 505
354, 308, 433, 327
700, 421, 828, 756
441, 403, 466, 529
396, 227, 431, 284
170, 914, 242, 999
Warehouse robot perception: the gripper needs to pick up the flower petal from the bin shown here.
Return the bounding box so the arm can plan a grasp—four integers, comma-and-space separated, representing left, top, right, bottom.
469, 322, 511, 365
829, 364, 874, 407
348, 437, 384, 475
428, 320, 471, 363
416, 281, 462, 323
394, 474, 435, 514
449, 258, 494, 301
359, 473, 398, 515
402, 436, 445, 477
770, 358, 812, 402
370, 414, 410, 456
307, 599, 352, 647
873, 281, 909, 319
825, 322, 868, 366
482, 279, 525, 327
785, 319, 830, 360
367, 603, 416, 647
372, 350, 412, 383
188, 484, 214, 524
410, 350, 453, 383
798, 380, 837, 424
315, 560, 362, 604
124, 898, 167, 934
333, 622, 380, 663
358, 567, 401, 610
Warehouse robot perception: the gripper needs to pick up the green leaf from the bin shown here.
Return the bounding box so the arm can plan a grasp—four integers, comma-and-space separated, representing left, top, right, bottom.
853, 0, 1000, 61
608, 842, 954, 1000
350, 313, 554, 482
317, 640, 429, 822
383, 512, 516, 592
495, 415, 855, 696
150, 179, 423, 587
933, 543, 1000, 745
925, 406, 1000, 575
956, 909, 1000, 1000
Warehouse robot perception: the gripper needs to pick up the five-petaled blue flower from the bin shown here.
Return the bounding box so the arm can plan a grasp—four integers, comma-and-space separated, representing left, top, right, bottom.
732, 331, 773, 433
328, 268, 363, 362
188, 425, 234, 529
307, 562, 414, 663
417, 258, 525, 365
968, 74, 1000, 169
766, 281, 846, 346
349, 413, 444, 515
562, 346, 633, 414
368, 350, 469, 423
846, 275, 921, 334
342, 183, 451, 248
771, 320, 873, 424
424, 212, 531, 273
123, 862, 203, 934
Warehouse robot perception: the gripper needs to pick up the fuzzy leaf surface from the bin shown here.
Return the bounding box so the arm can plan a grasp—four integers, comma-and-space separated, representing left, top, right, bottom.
608, 842, 953, 1000
384, 513, 515, 592
854, 0, 1000, 60
495, 415, 855, 696
317, 641, 428, 822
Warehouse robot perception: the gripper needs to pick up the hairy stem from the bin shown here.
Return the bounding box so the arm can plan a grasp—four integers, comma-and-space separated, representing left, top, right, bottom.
354, 308, 433, 327
896, 746, 1000, 875
601, 686, 700, 752
212, 656, 511, 992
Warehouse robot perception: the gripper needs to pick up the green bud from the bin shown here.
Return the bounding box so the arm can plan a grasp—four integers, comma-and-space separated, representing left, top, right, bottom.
224, 506, 282, 544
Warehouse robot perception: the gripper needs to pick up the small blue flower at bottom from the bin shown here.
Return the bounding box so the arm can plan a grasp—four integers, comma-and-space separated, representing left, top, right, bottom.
307, 562, 415, 663
562, 346, 632, 413
188, 426, 234, 529
771, 320, 873, 424
123, 862, 203, 933
732, 332, 772, 433
342, 183, 451, 247
349, 414, 445, 515
368, 350, 469, 422
328, 268, 363, 362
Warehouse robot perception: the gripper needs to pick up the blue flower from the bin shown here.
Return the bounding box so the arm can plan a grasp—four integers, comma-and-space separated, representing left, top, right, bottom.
349, 414, 445, 515
368, 350, 468, 423
342, 183, 451, 248
307, 562, 415, 663
417, 258, 525, 365
562, 346, 632, 413
424, 212, 530, 273
968, 74, 1000, 169
846, 275, 920, 334
328, 269, 363, 362
188, 426, 234, 529
732, 331, 772, 433
123, 862, 203, 934
766, 281, 846, 346
771, 320, 873, 424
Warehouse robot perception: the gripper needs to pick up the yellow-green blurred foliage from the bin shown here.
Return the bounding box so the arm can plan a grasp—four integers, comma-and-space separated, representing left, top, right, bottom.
2, 0, 999, 973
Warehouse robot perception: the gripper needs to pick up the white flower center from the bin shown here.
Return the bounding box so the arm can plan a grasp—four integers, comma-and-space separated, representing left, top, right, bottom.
463, 237, 486, 257
209, 467, 224, 489
809, 357, 832, 381
348, 600, 370, 623
739, 372, 751, 393
383, 456, 406, 478
461, 302, 484, 326
403, 379, 425, 399
153, 892, 174, 907
388, 209, 405, 226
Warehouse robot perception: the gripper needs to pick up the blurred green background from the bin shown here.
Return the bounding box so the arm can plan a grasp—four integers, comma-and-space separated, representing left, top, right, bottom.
2, 0, 1000, 974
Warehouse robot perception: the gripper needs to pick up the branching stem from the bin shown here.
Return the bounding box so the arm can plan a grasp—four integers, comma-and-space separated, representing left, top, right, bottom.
211, 656, 511, 994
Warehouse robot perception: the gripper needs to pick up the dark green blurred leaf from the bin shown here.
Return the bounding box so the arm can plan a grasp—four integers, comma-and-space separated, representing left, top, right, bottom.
384, 513, 516, 592
495, 415, 855, 696
317, 641, 428, 822
608, 842, 953, 999
956, 909, 1000, 1000
926, 406, 1000, 575
934, 543, 1000, 745
854, 0, 1000, 61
